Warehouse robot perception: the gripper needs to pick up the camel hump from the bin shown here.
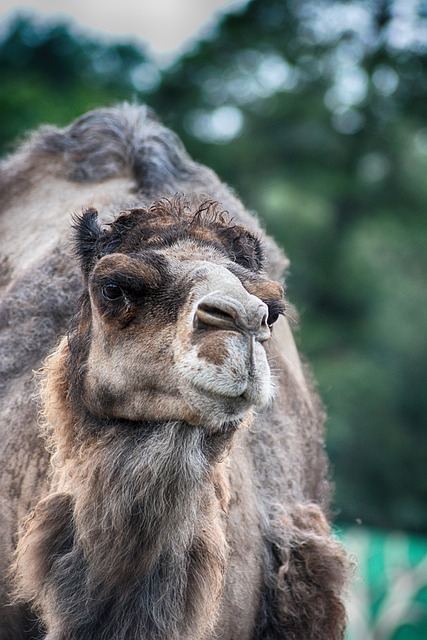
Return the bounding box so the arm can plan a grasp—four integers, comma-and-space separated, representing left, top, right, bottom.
33, 103, 201, 190
0, 103, 200, 196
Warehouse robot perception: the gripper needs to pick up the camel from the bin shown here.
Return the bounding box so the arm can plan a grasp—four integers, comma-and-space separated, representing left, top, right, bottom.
0, 104, 349, 640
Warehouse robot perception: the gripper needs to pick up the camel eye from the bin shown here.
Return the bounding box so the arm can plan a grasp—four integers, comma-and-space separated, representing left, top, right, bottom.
267, 302, 284, 328
102, 283, 123, 301
267, 311, 280, 328
265, 298, 285, 328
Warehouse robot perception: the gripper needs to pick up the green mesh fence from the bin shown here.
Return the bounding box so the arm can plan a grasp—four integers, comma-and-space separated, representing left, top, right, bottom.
339, 526, 427, 640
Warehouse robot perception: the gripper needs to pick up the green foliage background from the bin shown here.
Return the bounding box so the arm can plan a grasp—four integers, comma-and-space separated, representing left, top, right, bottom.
1, 1, 426, 534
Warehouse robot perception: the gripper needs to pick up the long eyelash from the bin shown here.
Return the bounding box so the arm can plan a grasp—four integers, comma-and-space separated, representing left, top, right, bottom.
267, 299, 286, 317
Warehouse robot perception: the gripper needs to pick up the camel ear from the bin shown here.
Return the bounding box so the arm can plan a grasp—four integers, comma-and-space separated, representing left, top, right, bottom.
232, 231, 264, 272
72, 208, 104, 278
219, 227, 264, 272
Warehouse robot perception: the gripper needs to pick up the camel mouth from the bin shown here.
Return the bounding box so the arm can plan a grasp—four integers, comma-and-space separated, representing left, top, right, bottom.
191, 377, 269, 406
191, 385, 250, 417
192, 381, 247, 401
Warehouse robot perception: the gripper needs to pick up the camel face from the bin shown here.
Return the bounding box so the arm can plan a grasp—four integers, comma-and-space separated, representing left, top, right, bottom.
76, 201, 285, 429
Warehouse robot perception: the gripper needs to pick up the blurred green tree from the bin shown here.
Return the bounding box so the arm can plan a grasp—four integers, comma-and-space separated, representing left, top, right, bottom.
0, 0, 426, 532
154, 0, 427, 533
0, 12, 159, 153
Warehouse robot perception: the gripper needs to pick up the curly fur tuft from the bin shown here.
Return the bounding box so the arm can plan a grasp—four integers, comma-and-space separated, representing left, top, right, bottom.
256, 503, 350, 640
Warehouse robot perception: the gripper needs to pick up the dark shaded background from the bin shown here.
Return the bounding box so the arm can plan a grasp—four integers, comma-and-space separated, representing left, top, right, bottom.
1, 0, 426, 534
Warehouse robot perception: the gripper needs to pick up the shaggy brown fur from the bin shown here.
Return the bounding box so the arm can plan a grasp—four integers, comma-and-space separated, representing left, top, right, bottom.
0, 104, 349, 640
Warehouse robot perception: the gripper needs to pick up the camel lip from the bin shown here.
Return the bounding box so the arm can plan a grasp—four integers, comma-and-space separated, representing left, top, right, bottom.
191, 382, 249, 402
189, 380, 269, 419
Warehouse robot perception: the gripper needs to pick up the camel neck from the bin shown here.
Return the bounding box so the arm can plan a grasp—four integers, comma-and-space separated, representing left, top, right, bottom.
51, 419, 230, 639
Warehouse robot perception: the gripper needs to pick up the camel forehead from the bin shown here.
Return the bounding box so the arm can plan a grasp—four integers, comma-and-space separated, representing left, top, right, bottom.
158, 238, 230, 266
91, 242, 234, 290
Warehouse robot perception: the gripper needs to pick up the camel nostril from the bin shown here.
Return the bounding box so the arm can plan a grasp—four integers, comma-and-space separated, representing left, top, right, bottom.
195, 301, 238, 331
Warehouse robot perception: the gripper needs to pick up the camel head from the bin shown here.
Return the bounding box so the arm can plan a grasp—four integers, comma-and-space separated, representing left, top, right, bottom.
69, 196, 285, 431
